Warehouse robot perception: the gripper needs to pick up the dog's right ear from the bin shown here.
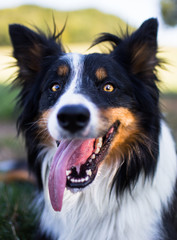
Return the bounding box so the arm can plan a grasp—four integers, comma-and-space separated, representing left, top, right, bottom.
9, 24, 64, 83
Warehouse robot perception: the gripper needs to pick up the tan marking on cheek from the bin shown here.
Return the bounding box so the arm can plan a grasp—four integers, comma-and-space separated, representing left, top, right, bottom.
95, 67, 107, 81
101, 107, 142, 165
57, 65, 69, 77
102, 107, 137, 128
37, 109, 53, 146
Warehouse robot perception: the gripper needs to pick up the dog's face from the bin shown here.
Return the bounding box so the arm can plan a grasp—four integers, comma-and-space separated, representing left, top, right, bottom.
41, 52, 137, 143
9, 18, 160, 211
39, 52, 139, 210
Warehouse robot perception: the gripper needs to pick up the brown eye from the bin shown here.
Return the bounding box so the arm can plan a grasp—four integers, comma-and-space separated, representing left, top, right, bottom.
51, 83, 61, 92
103, 84, 114, 92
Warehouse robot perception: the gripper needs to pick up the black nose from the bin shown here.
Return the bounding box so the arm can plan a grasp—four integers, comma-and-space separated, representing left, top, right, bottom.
57, 105, 90, 133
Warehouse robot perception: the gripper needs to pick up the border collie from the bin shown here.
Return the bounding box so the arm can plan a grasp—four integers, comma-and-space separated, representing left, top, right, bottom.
9, 18, 177, 240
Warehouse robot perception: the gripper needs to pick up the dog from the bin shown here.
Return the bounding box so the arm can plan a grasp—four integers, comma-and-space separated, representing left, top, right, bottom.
9, 18, 177, 240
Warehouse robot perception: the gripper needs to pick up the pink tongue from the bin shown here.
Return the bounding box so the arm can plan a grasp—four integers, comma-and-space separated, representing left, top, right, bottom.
48, 138, 95, 211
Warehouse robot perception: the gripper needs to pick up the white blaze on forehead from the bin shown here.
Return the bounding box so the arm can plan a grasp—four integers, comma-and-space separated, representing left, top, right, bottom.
62, 53, 84, 95
56, 53, 87, 107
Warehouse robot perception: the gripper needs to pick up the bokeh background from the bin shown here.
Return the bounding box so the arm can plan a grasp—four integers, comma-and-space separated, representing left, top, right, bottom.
0, 0, 177, 238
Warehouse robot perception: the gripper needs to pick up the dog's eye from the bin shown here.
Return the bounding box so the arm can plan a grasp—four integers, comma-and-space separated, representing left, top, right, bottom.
51, 83, 61, 92
103, 84, 114, 92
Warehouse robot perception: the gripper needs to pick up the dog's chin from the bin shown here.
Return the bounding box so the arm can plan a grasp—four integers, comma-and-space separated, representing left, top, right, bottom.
61, 121, 119, 190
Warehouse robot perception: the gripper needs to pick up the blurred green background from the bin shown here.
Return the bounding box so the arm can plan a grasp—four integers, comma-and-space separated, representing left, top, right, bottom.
0, 5, 130, 45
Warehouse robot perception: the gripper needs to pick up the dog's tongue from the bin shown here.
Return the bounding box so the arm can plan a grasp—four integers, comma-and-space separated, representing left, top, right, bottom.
48, 138, 95, 211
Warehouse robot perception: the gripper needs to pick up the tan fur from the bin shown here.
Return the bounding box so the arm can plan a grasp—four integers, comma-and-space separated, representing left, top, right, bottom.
100, 107, 143, 166
57, 65, 69, 77
37, 110, 54, 146
95, 67, 107, 81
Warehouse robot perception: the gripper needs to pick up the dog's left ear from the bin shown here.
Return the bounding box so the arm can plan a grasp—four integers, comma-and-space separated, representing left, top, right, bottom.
113, 18, 158, 82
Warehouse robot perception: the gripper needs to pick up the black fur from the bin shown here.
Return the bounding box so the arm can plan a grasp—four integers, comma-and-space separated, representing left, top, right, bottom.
34, 230, 53, 240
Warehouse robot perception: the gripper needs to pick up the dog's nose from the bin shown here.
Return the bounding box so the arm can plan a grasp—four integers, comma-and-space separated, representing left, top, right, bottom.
57, 105, 90, 133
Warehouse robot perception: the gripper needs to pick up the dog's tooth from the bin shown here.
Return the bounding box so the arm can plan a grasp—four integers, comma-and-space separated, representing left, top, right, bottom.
97, 143, 102, 148
85, 176, 89, 181
95, 147, 100, 154
95, 143, 102, 148
70, 176, 90, 183
71, 178, 77, 183
96, 137, 102, 144
86, 169, 92, 177
91, 154, 95, 159
66, 170, 72, 176
94, 138, 102, 154
98, 137, 103, 146
95, 137, 103, 148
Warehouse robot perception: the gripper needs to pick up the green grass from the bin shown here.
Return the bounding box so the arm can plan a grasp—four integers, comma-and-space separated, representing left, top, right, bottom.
0, 181, 38, 240
0, 84, 19, 122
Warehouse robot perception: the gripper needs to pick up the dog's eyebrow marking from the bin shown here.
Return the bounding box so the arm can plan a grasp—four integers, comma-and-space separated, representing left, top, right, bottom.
57, 65, 69, 77
95, 67, 107, 81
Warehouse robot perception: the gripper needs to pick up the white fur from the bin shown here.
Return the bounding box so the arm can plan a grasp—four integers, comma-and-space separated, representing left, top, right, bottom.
48, 53, 100, 140
39, 121, 177, 240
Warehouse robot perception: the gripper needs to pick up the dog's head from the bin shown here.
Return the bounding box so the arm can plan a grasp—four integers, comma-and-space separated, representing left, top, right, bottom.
9, 18, 160, 211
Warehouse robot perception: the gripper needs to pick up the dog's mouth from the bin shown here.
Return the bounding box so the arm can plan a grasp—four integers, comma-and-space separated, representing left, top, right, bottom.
48, 122, 119, 211
66, 122, 119, 188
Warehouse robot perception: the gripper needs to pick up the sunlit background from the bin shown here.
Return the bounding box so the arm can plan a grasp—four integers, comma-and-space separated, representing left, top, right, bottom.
0, 1, 177, 237
0, 0, 177, 44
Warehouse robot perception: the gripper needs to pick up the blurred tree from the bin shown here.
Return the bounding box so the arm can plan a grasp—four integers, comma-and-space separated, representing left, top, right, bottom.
161, 0, 177, 26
